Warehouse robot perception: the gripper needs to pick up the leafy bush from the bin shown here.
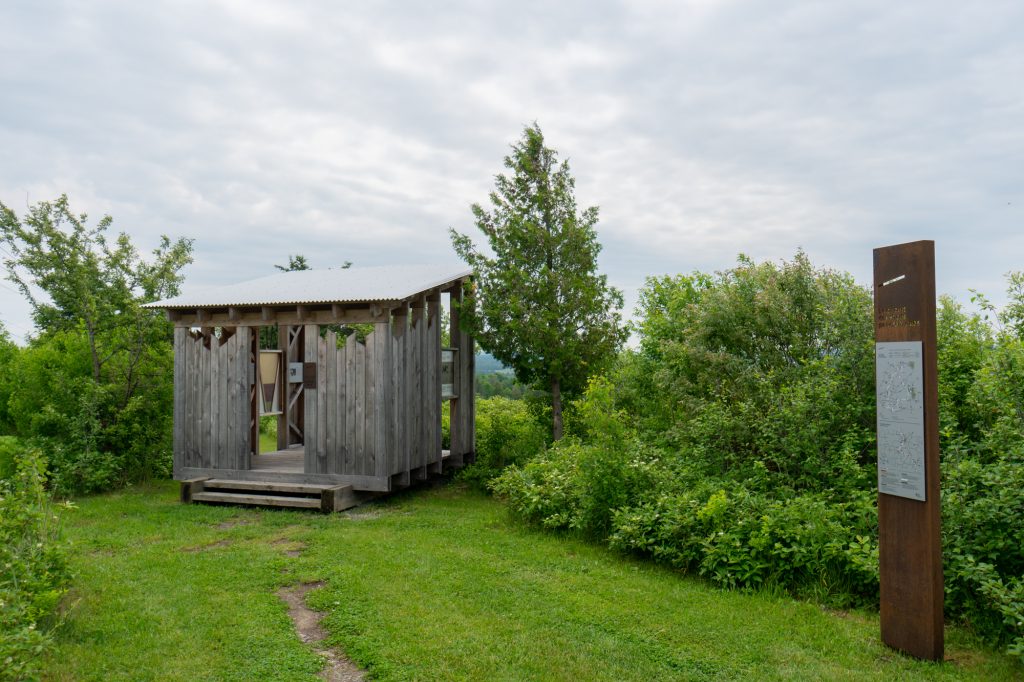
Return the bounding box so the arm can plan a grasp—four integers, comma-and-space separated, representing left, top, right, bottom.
2, 328, 174, 496
441, 401, 450, 450
0, 326, 17, 435
259, 415, 277, 439
0, 447, 71, 681
0, 195, 190, 496
459, 397, 547, 487
629, 252, 876, 489
494, 254, 1024, 659
0, 436, 19, 480
943, 447, 1024, 656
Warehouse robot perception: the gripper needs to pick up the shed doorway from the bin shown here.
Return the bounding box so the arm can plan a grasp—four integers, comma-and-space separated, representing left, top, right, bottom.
254, 324, 305, 473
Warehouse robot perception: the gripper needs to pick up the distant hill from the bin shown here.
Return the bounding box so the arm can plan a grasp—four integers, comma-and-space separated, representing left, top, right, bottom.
476, 352, 512, 375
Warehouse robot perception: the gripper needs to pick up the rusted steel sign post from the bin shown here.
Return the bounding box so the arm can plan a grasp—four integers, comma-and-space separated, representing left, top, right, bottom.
873, 240, 943, 661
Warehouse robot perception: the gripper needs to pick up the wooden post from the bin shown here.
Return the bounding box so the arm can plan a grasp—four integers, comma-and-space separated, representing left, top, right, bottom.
249, 326, 259, 461
448, 283, 465, 467
277, 324, 288, 451
410, 296, 426, 480
873, 240, 943, 661
392, 304, 410, 487
304, 324, 319, 475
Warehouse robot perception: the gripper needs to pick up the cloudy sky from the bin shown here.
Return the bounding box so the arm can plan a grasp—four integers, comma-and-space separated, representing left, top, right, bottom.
1, 1, 1021, 342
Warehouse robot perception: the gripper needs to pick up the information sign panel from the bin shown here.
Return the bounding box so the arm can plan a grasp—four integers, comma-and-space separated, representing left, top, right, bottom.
876, 341, 925, 500
873, 239, 943, 661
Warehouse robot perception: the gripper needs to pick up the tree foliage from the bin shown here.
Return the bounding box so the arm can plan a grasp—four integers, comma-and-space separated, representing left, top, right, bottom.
0, 195, 193, 492
1, 195, 192, 385
273, 254, 351, 272
494, 252, 1024, 660
451, 124, 626, 439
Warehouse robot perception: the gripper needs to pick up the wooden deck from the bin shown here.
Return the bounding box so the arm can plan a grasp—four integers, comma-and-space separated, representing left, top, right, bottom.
179, 447, 463, 510
250, 447, 454, 475
252, 448, 304, 474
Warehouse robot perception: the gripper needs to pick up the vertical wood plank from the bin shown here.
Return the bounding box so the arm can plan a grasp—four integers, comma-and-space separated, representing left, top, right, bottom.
317, 334, 327, 474
212, 335, 224, 468
325, 331, 336, 473
404, 308, 414, 475
195, 333, 203, 467
228, 329, 240, 469
239, 327, 253, 469
250, 326, 259, 462
355, 336, 366, 475
224, 332, 235, 467
277, 325, 288, 451
377, 323, 388, 481
466, 309, 475, 460
231, 330, 241, 469
173, 328, 185, 475
221, 334, 231, 466
365, 330, 376, 477
186, 333, 197, 468
181, 332, 189, 469
392, 306, 408, 478
427, 295, 441, 470
408, 300, 419, 476
344, 334, 356, 474
303, 324, 318, 474
449, 283, 463, 462
194, 333, 204, 468
200, 332, 210, 468
382, 319, 395, 478
459, 282, 476, 460
339, 339, 348, 473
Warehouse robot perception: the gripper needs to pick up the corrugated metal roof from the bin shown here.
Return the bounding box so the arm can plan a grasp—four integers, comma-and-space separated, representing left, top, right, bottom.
145, 264, 472, 309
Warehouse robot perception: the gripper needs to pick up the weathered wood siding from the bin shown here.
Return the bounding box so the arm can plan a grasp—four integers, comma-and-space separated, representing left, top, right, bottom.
449, 283, 476, 464
173, 327, 252, 473
297, 307, 444, 483
173, 282, 466, 488
304, 325, 392, 477
425, 294, 442, 473
278, 325, 305, 449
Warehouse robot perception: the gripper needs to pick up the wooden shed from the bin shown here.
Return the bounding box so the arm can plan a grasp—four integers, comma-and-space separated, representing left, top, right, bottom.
146, 265, 476, 510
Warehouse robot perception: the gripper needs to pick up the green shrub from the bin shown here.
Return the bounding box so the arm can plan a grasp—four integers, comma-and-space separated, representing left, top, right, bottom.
460, 397, 547, 487
0, 436, 20, 480
626, 253, 876, 493
943, 450, 1024, 659
441, 401, 450, 450
0, 447, 71, 681
259, 415, 278, 438
491, 444, 584, 530
3, 327, 175, 496
491, 378, 659, 538
495, 256, 1024, 654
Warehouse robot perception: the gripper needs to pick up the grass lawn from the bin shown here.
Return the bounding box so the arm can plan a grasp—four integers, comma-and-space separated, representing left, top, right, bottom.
44, 481, 1021, 681
258, 430, 277, 454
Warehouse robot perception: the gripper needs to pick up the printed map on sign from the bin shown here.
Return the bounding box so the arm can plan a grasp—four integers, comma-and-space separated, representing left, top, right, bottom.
876, 341, 926, 501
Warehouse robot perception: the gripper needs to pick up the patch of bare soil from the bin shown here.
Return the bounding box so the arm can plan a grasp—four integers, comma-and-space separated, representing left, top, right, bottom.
278, 582, 366, 682
343, 509, 384, 521
216, 517, 254, 530
271, 538, 307, 557
181, 539, 232, 553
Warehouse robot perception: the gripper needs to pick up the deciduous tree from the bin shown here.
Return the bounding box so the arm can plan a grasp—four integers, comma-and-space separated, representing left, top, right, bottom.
0, 195, 193, 489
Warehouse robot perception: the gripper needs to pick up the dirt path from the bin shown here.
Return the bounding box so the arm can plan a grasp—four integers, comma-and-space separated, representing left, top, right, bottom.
278, 582, 367, 682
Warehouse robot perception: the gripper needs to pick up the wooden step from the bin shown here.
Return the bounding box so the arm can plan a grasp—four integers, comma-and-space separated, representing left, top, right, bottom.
191, 491, 321, 509
203, 479, 329, 496
182, 478, 360, 512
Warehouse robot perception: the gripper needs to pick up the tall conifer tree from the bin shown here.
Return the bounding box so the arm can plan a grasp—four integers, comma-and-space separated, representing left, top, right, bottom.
451, 124, 625, 439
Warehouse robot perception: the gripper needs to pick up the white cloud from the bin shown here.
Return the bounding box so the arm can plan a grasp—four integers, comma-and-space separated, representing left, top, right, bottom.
1, 0, 1022, 344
